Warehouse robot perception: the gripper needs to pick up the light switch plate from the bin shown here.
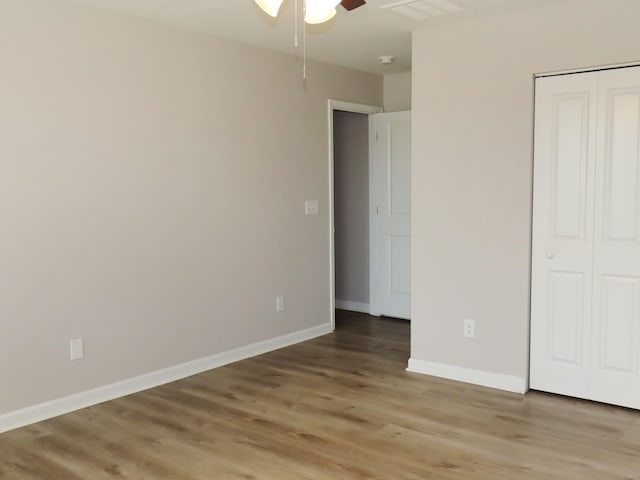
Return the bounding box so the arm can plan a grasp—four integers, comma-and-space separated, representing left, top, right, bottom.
70, 338, 84, 360
305, 200, 319, 215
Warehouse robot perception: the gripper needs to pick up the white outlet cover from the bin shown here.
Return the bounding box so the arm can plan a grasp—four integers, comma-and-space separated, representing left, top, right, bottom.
463, 319, 475, 338
276, 295, 285, 312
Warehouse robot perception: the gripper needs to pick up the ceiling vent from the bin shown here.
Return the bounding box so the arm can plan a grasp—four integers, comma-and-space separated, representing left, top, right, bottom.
381, 0, 463, 20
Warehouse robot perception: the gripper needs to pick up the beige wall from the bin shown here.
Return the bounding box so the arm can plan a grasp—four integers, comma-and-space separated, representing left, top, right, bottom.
333, 111, 369, 306
0, 0, 382, 415
411, 0, 640, 383
384, 72, 411, 112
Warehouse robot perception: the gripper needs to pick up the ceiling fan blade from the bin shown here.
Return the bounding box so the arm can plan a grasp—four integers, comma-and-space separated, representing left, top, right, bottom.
340, 0, 366, 11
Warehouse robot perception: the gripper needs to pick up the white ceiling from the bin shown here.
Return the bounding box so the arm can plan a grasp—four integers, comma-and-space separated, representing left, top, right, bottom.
69, 0, 569, 75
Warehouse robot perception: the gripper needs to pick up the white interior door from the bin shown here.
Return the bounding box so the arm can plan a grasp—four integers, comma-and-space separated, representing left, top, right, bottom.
530, 72, 598, 399
531, 66, 640, 410
370, 111, 411, 319
590, 67, 640, 409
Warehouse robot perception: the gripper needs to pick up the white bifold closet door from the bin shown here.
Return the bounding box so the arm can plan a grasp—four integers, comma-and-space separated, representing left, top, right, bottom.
531, 66, 640, 410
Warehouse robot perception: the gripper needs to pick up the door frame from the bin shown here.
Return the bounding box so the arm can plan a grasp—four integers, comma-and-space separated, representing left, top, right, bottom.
327, 100, 383, 330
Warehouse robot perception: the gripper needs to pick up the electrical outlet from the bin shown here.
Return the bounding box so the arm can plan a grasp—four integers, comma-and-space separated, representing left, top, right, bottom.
276, 295, 285, 312
463, 319, 475, 338
70, 338, 84, 360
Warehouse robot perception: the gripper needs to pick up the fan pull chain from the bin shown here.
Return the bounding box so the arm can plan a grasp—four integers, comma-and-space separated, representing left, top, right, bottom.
303, 0, 307, 80
294, 0, 298, 48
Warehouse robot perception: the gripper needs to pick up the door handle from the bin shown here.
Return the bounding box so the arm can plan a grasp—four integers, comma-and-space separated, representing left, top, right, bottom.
546, 252, 554, 260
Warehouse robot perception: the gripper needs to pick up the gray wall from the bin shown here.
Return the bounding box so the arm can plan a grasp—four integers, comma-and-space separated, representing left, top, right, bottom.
411, 0, 640, 385
333, 111, 370, 307
383, 72, 412, 112
0, 0, 382, 416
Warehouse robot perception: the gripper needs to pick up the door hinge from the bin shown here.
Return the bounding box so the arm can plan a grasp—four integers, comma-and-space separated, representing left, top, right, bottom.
375, 131, 379, 142
376, 205, 379, 215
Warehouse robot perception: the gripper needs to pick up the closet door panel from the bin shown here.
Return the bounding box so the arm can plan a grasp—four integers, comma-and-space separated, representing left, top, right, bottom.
604, 92, 640, 241
591, 67, 640, 409
530, 73, 598, 398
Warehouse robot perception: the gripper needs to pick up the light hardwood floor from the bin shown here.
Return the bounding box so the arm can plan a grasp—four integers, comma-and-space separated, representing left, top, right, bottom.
1, 310, 639, 479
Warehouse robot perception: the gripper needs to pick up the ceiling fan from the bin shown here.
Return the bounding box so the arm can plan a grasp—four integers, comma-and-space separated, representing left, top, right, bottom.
339, 0, 367, 11
255, 0, 367, 24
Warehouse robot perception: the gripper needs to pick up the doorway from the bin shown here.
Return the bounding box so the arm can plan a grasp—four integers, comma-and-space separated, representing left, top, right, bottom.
328, 100, 381, 330
333, 109, 371, 315
328, 101, 412, 330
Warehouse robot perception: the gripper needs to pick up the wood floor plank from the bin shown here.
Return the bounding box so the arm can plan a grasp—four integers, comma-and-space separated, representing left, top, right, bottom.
1, 310, 639, 479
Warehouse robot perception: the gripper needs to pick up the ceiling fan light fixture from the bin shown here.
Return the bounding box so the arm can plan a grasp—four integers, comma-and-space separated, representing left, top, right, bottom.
254, 0, 285, 17
305, 0, 340, 24
304, 7, 337, 24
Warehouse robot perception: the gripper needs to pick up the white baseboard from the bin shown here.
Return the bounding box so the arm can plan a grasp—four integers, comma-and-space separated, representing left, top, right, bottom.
407, 358, 527, 394
335, 299, 370, 314
0, 323, 333, 434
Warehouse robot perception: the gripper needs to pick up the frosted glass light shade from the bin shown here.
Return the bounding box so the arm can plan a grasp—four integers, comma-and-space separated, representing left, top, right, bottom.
254, 0, 284, 17
305, 0, 340, 24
